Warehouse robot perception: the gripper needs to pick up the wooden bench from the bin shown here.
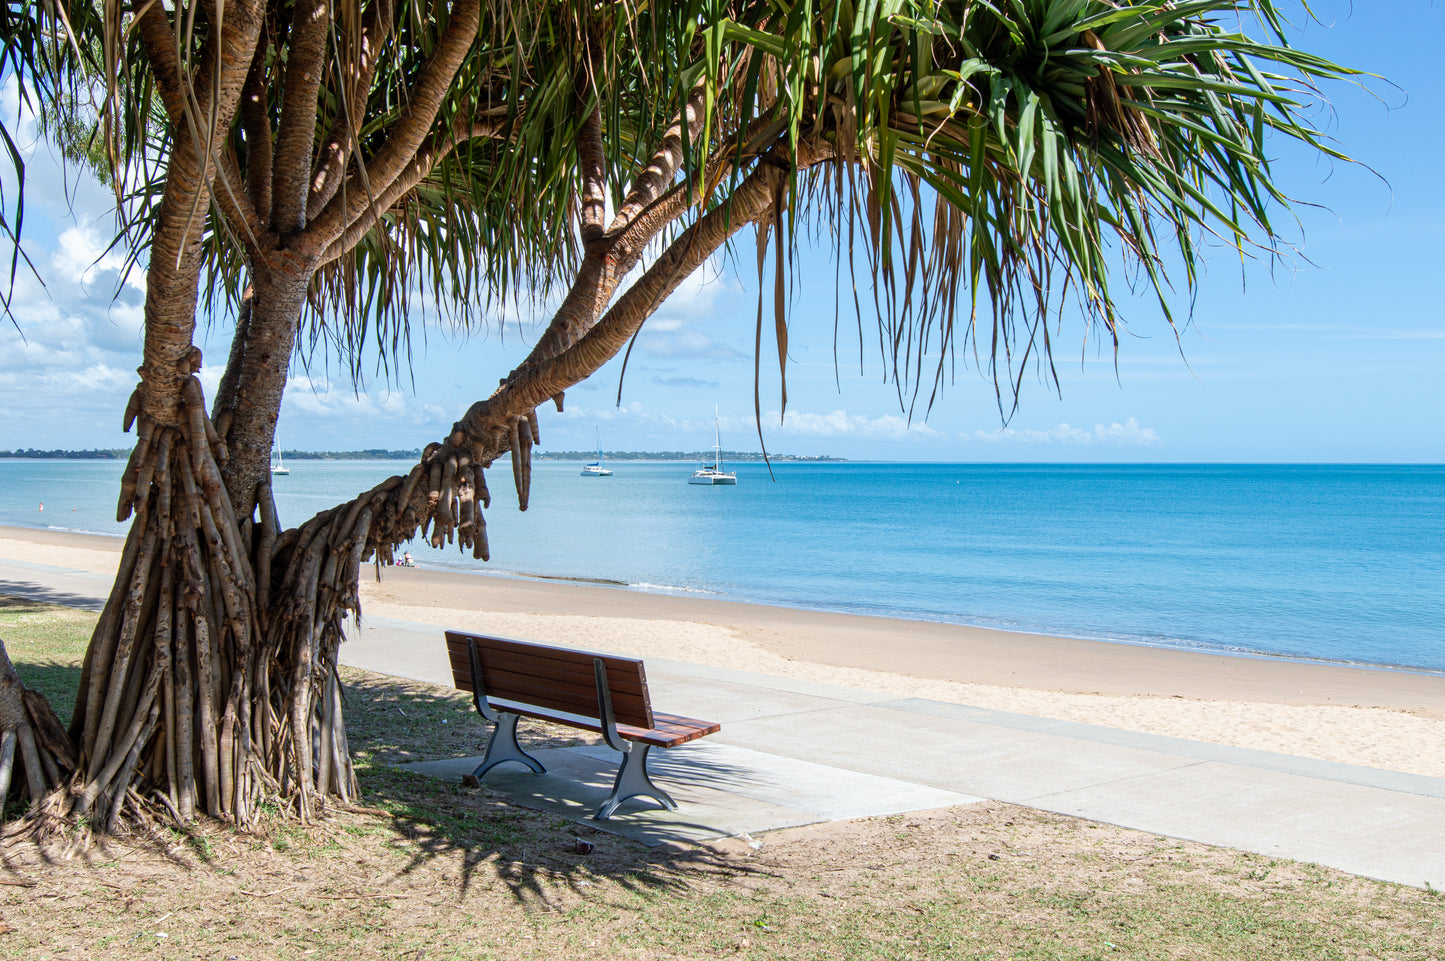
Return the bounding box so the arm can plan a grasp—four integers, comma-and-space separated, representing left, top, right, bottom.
444, 630, 721, 820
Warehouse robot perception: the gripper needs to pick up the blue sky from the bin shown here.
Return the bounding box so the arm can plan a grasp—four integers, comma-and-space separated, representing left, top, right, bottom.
2, 2, 1441, 463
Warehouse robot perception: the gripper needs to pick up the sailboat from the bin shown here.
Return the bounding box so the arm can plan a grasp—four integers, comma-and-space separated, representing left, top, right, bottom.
270, 447, 289, 476
581, 427, 612, 476
688, 408, 736, 485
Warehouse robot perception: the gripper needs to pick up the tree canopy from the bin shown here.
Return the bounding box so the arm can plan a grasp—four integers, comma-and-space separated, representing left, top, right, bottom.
0, 0, 1361, 833
33, 0, 1357, 412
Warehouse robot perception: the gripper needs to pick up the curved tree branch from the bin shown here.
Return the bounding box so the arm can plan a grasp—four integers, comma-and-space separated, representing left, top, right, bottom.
450, 138, 835, 456
240, 24, 273, 222
308, 0, 397, 213
132, 3, 187, 123
271, 0, 333, 233
303, 0, 481, 255
526, 119, 788, 369
578, 100, 607, 243
314, 115, 513, 267
606, 83, 709, 236
133, 0, 268, 429
214, 146, 274, 261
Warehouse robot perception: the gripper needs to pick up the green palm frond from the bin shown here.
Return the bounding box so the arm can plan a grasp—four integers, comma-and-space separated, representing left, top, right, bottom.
27, 0, 1357, 412
693, 0, 1359, 417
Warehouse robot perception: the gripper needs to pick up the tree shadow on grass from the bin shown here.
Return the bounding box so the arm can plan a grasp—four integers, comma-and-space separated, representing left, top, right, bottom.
341, 667, 597, 765
0, 581, 106, 613
343, 670, 767, 909
360, 761, 763, 912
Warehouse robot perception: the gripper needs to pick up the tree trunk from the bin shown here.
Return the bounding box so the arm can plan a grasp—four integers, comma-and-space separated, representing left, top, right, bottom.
53, 220, 392, 826
215, 257, 314, 520
67, 369, 265, 827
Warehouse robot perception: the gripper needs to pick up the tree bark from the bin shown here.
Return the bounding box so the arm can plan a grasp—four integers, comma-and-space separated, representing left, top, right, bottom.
215, 256, 315, 521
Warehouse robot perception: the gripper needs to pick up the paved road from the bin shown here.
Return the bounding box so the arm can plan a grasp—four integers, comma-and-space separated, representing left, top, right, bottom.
4, 556, 1443, 889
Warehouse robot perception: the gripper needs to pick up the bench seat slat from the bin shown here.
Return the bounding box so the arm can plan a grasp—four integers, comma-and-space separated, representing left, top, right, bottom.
463, 653, 651, 702
473, 667, 613, 713
481, 679, 640, 727
449, 642, 652, 696
446, 636, 651, 691
447, 635, 646, 675
500, 704, 719, 749
626, 712, 722, 747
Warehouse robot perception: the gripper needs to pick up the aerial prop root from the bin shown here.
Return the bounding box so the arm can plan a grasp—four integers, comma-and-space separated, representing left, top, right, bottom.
264, 483, 414, 816
508, 412, 537, 511
116, 376, 230, 525
464, 460, 492, 559
73, 660, 164, 824
351, 433, 504, 580
0, 639, 76, 827
78, 374, 263, 829
412, 441, 492, 561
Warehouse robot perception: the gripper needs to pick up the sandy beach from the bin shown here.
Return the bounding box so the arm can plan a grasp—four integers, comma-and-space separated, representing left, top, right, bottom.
3, 524, 1444, 778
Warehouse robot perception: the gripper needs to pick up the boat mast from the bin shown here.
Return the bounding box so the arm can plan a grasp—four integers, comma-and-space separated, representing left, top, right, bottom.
713, 405, 722, 471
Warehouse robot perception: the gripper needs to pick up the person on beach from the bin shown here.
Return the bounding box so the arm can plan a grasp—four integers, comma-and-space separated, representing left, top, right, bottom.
402, 552, 414, 567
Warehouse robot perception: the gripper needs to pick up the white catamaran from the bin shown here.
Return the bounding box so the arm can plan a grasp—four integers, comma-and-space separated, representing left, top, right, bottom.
689, 409, 736, 485
581, 428, 612, 476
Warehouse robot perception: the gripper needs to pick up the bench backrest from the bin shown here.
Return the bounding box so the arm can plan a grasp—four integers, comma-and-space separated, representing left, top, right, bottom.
444, 631, 656, 730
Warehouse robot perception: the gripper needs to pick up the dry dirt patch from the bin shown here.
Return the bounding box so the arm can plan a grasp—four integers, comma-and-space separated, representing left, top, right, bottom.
4, 796, 1443, 960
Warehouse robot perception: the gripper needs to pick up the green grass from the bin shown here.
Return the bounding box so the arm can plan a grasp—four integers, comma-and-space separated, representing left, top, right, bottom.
0, 593, 93, 727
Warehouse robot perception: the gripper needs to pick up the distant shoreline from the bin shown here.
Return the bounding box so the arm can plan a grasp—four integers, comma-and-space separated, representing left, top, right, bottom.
0, 449, 130, 460
1, 448, 846, 462
533, 451, 846, 462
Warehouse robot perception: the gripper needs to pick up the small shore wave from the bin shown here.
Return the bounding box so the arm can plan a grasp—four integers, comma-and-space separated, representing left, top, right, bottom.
403, 558, 1445, 678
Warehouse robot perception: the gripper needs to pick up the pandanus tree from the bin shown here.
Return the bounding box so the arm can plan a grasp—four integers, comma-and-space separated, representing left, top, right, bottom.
0, 0, 1355, 833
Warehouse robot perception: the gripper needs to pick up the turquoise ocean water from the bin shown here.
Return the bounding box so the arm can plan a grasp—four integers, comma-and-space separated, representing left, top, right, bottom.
2, 459, 1443, 672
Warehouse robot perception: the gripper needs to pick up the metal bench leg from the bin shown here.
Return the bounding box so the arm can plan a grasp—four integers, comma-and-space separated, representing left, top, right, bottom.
594, 744, 677, 821
471, 713, 546, 779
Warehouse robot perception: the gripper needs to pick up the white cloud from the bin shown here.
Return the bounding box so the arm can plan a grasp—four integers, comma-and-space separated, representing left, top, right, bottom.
966, 417, 1159, 446
285, 377, 379, 418
710, 407, 936, 439
652, 374, 719, 389
281, 375, 450, 434
54, 224, 130, 286
548, 402, 950, 447
0, 79, 149, 447
637, 327, 747, 360
621, 250, 752, 361
551, 400, 652, 425
0, 224, 147, 446
756, 408, 946, 441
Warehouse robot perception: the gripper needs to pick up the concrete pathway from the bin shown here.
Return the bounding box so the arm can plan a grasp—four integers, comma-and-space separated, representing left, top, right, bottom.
350, 615, 1445, 889
3, 556, 1443, 889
